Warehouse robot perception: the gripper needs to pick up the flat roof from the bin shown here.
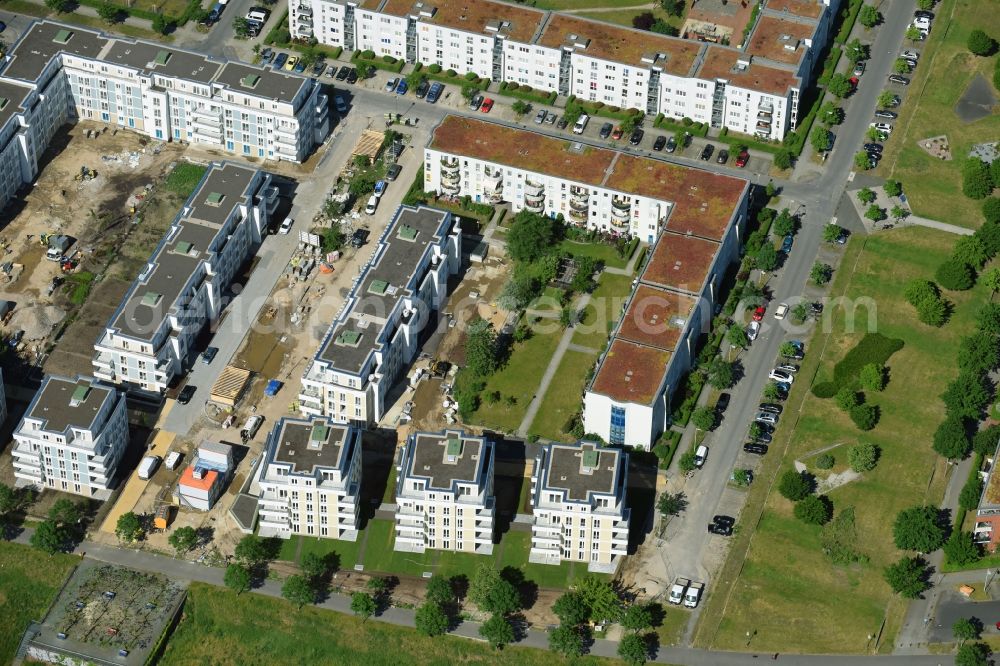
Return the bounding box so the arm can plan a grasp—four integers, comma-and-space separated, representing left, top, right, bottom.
696, 45, 800, 96
179, 466, 219, 491
641, 231, 721, 292
617, 284, 696, 351
215, 62, 310, 104
316, 206, 452, 373
1, 21, 110, 82
604, 154, 746, 241
27, 375, 116, 434
590, 339, 670, 405
543, 442, 622, 502
538, 13, 702, 75
764, 0, 825, 20
111, 162, 260, 341
268, 417, 354, 475
412, 0, 546, 43
745, 14, 815, 66
103, 40, 220, 84
406, 430, 490, 491
0, 81, 32, 130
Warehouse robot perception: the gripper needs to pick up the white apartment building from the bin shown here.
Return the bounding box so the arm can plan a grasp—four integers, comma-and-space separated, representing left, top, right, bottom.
529, 442, 629, 573
11, 375, 128, 499
289, 0, 839, 140
92, 162, 278, 393
394, 430, 495, 555
257, 417, 363, 541
0, 21, 326, 212
0, 368, 7, 428
298, 205, 460, 425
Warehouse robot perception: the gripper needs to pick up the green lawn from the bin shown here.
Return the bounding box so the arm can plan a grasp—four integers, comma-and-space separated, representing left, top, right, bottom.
881, 0, 1000, 228
529, 350, 598, 442
572, 271, 635, 349
161, 582, 619, 666
531, 0, 660, 9
699, 228, 978, 653
656, 605, 691, 649
382, 467, 398, 504
0, 541, 78, 663
165, 163, 208, 197
278, 534, 363, 570
558, 239, 635, 270
470, 318, 562, 433
577, 6, 685, 31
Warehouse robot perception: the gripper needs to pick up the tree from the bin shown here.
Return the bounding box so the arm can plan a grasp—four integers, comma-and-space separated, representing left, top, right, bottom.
890, 205, 908, 222
982, 267, 1000, 295
224, 563, 252, 594
691, 406, 716, 431
115, 512, 144, 543
651, 19, 679, 36
859, 363, 886, 392
848, 442, 879, 472
778, 470, 812, 501
549, 624, 583, 658
0, 483, 21, 517
854, 150, 873, 170
234, 534, 269, 567
827, 73, 853, 98
933, 415, 972, 460
963, 158, 994, 199
893, 505, 946, 552
935, 260, 975, 291
466, 320, 499, 376
755, 242, 779, 271
679, 451, 697, 473
877, 90, 897, 109
905, 25, 923, 42
958, 332, 1000, 375
810, 262, 832, 285
859, 4, 880, 28
511, 100, 530, 117
300, 552, 330, 583
794, 495, 831, 525
984, 199, 1000, 225
733, 469, 752, 487
904, 279, 939, 307
31, 520, 65, 554
954, 236, 989, 268
850, 403, 878, 431
779, 342, 799, 358
415, 601, 449, 636
45, 0, 72, 10
497, 274, 538, 311
98, 2, 123, 23
844, 38, 869, 64
978, 303, 1000, 334
152, 14, 173, 35
618, 633, 648, 665
955, 642, 991, 666
469, 563, 506, 613
944, 530, 981, 566
632, 11, 656, 31
823, 223, 843, 242
507, 212, 559, 263
707, 358, 735, 390
351, 592, 377, 621
480, 614, 515, 650
49, 498, 80, 527
232, 16, 253, 37
968, 30, 998, 56
727, 324, 750, 349
865, 205, 886, 222
941, 372, 991, 418
657, 491, 687, 518
773, 149, 793, 170
975, 424, 1000, 456
893, 58, 912, 74
916, 295, 948, 327
867, 126, 887, 143
282, 574, 316, 609
960, 475, 985, 511
884, 556, 930, 598
660, 0, 683, 16
763, 382, 784, 401
621, 604, 653, 632
553, 591, 591, 626
577, 574, 622, 623
884, 179, 902, 197
773, 209, 796, 236
810, 125, 831, 153
819, 102, 845, 126
425, 575, 454, 607
857, 187, 876, 204
481, 578, 520, 616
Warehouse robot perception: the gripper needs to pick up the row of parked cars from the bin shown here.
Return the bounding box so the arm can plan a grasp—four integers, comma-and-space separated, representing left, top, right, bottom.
383, 77, 446, 104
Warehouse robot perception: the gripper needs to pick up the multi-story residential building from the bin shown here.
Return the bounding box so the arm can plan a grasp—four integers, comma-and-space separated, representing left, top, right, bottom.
11, 375, 128, 499
289, 0, 839, 140
257, 417, 363, 541
394, 430, 495, 555
529, 441, 629, 573
298, 205, 460, 425
92, 162, 278, 394
0, 21, 326, 209
0, 368, 7, 428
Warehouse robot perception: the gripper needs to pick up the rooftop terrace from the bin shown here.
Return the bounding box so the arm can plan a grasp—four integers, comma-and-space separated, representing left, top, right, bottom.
267, 417, 354, 475
590, 339, 670, 405
404, 431, 490, 492
542, 442, 623, 503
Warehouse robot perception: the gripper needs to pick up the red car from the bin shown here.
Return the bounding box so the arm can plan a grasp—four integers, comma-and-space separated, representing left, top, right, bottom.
480, 98, 494, 113
735, 150, 750, 168
611, 126, 624, 140
752, 306, 766, 322
849, 76, 859, 90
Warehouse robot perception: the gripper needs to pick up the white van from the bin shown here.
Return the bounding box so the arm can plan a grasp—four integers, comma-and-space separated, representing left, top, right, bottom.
246, 8, 267, 23
573, 114, 590, 135
694, 445, 708, 468
164, 451, 182, 470
365, 195, 379, 215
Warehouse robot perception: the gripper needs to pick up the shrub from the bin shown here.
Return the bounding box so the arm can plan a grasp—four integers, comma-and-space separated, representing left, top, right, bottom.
859, 363, 886, 392
428, 63, 442, 74
935, 260, 975, 291
816, 453, 835, 469
811, 333, 904, 398
963, 158, 994, 199
773, 150, 793, 170
835, 387, 860, 411
795, 495, 832, 525
953, 236, 990, 269
850, 404, 879, 431
984, 199, 1000, 225
916, 295, 948, 327
960, 475, 985, 512
848, 442, 879, 472
944, 531, 982, 566
968, 30, 998, 56
778, 470, 812, 501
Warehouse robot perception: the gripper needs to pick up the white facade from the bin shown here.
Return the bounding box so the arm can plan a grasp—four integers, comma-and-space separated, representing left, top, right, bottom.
299, 205, 460, 425
12, 375, 128, 499
92, 163, 277, 393
529, 442, 630, 573
257, 417, 363, 541
394, 430, 495, 555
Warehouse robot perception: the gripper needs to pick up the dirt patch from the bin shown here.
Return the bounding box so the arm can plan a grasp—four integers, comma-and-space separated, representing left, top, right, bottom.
955, 74, 998, 123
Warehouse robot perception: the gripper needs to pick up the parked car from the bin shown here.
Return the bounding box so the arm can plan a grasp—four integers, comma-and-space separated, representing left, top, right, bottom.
177, 385, 197, 405
481, 98, 495, 113
311, 61, 326, 76
273, 53, 288, 70
743, 442, 769, 455
769, 369, 794, 383
751, 432, 773, 444
901, 49, 920, 61
665, 136, 677, 153
386, 163, 402, 181
708, 520, 733, 536
426, 82, 443, 103
914, 9, 934, 19
385, 77, 399, 92
557, 117, 569, 130
394, 79, 408, 95
776, 363, 799, 374
573, 114, 589, 134
469, 93, 484, 110
735, 150, 750, 168
201, 347, 219, 364
0, 20, 7, 33
864, 142, 884, 154
544, 112, 557, 125
716, 392, 731, 413
853, 61, 866, 76
599, 122, 614, 139
732, 469, 754, 484
774, 302, 789, 319
783, 348, 804, 360
346, 68, 359, 84
334, 95, 348, 113
284, 56, 298, 72
870, 122, 893, 134
279, 217, 293, 234
534, 108, 547, 124
759, 403, 783, 414
888, 74, 910, 85
629, 128, 644, 145
415, 80, 430, 98
747, 321, 761, 341
781, 235, 794, 254
653, 135, 667, 151
874, 110, 898, 119
755, 412, 778, 425
293, 60, 306, 74
611, 126, 624, 140
694, 445, 708, 468
752, 305, 766, 322
773, 380, 791, 394
336, 66, 350, 81
717, 149, 729, 164
700, 144, 714, 160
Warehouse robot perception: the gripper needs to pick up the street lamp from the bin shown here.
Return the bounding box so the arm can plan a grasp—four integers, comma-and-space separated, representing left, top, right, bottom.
746, 629, 756, 647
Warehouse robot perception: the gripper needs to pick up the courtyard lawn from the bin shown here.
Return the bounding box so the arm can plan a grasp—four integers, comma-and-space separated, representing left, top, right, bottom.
529, 350, 599, 441
880, 0, 1000, 228
531, 0, 661, 9
572, 271, 635, 350
0, 541, 78, 663
577, 7, 686, 31
697, 228, 979, 653
558, 238, 635, 270
301, 535, 363, 570
161, 582, 619, 666
470, 318, 562, 433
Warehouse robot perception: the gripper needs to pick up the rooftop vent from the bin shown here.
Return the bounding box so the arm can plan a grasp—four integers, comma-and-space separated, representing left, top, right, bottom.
446, 436, 462, 462
205, 191, 225, 206
368, 279, 389, 295
142, 291, 162, 307
53, 29, 73, 45
0, 98, 8, 111
581, 449, 598, 473
70, 383, 91, 407
175, 240, 194, 255
398, 225, 418, 242
154, 50, 171, 66
337, 329, 361, 347
309, 423, 328, 448
241, 74, 261, 89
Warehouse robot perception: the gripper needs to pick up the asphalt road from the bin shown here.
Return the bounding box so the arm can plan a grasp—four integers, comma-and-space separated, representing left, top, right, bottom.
929, 594, 1000, 644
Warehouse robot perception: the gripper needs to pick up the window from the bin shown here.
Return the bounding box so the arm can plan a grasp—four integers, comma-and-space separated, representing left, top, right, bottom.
610, 406, 626, 445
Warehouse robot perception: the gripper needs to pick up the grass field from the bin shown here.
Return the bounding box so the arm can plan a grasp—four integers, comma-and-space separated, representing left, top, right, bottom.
278, 534, 364, 569
0, 541, 78, 663
165, 162, 208, 197
697, 228, 978, 653
880, 0, 1000, 228
577, 6, 685, 31
529, 350, 598, 441
161, 582, 620, 666
558, 239, 634, 270
573, 272, 634, 349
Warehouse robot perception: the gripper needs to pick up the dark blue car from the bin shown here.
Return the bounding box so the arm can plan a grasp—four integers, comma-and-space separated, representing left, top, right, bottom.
781, 234, 794, 254
395, 79, 408, 95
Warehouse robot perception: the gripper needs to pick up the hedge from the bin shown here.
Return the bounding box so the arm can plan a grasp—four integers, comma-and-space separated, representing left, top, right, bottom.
653, 430, 682, 470
812, 333, 905, 398
498, 82, 557, 106
818, 46, 843, 85
567, 96, 643, 122
653, 114, 711, 137
419, 65, 487, 89
835, 0, 864, 44
263, 11, 291, 45
351, 51, 405, 74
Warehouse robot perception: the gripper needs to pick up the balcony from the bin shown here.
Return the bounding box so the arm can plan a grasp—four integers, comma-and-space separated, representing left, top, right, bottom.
299, 388, 322, 406
440, 176, 461, 196
568, 207, 588, 223
440, 156, 459, 174
297, 14, 313, 27
92, 367, 116, 382
296, 3, 312, 15
190, 109, 222, 126
524, 180, 544, 198
758, 101, 774, 112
